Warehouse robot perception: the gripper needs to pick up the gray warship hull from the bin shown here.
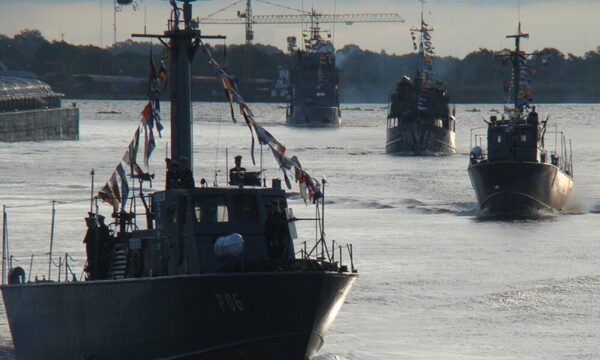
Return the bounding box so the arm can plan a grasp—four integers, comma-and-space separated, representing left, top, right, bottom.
2, 272, 356, 360
286, 106, 341, 127
468, 161, 573, 217
386, 121, 455, 155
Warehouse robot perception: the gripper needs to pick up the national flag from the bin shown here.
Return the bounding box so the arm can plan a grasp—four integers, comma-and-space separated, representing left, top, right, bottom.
116, 163, 129, 209
98, 183, 119, 210
144, 125, 156, 168
109, 173, 121, 207
154, 110, 164, 137
131, 128, 140, 165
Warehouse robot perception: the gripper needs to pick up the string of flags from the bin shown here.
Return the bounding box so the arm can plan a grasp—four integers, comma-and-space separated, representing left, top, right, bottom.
200, 41, 323, 203
414, 20, 434, 112
502, 53, 534, 114
517, 54, 533, 111
97, 54, 167, 212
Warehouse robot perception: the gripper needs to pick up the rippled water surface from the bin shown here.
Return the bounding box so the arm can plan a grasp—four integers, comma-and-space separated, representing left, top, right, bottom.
0, 101, 599, 359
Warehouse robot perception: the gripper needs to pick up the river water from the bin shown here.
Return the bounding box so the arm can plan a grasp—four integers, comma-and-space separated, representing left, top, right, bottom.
0, 101, 599, 359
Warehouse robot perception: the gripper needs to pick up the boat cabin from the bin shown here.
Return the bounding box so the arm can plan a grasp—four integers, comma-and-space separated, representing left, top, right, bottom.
130, 184, 295, 277
83, 177, 298, 281
387, 76, 453, 131
486, 115, 540, 162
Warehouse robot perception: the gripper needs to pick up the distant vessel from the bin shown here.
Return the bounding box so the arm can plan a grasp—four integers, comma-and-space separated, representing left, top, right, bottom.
385, 9, 455, 155
286, 18, 341, 127
1, 1, 356, 359
0, 75, 79, 142
468, 24, 574, 218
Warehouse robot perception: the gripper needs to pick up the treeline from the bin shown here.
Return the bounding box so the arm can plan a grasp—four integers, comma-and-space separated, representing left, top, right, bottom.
2, 29, 600, 103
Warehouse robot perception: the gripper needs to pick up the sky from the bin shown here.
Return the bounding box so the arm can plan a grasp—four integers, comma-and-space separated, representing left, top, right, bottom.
0, 0, 599, 58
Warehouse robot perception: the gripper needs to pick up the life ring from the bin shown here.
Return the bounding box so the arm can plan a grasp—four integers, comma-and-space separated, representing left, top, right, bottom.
8, 267, 26, 285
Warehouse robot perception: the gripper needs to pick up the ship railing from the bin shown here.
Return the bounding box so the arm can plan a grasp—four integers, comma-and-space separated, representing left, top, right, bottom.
1, 201, 90, 286
292, 179, 356, 273
544, 129, 573, 176
470, 126, 488, 158
2, 251, 85, 285
296, 240, 356, 273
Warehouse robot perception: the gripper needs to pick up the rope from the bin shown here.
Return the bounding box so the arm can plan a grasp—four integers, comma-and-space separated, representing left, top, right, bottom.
212, 40, 226, 183
3, 198, 90, 209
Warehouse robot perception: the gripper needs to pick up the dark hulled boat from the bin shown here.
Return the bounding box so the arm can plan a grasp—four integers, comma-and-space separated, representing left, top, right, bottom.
386, 11, 455, 155
286, 17, 341, 127
1, 2, 357, 359
468, 24, 574, 218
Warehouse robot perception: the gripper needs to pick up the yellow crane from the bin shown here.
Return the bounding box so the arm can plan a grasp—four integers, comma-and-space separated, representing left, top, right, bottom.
197, 0, 404, 79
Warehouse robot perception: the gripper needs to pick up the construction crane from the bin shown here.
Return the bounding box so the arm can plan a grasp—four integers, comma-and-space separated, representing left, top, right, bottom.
197, 1, 404, 79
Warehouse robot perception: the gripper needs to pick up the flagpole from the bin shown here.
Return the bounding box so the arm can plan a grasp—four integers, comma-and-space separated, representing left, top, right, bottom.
90, 169, 95, 213
260, 144, 264, 187
48, 201, 56, 281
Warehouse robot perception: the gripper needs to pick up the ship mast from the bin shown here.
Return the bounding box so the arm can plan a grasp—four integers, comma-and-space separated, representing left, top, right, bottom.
411, 0, 432, 88
132, 0, 225, 174
506, 22, 529, 115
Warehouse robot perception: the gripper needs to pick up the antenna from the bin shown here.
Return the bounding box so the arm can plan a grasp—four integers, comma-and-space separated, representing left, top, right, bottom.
100, 0, 104, 47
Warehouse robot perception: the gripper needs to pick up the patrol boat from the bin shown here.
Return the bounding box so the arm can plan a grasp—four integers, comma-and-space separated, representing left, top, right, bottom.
286, 14, 341, 127
0, 1, 357, 359
468, 24, 574, 218
385, 10, 455, 155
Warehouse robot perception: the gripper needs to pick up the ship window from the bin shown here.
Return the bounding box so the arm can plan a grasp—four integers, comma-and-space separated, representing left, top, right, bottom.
233, 195, 258, 222
521, 134, 527, 142
497, 135, 502, 143
194, 196, 229, 223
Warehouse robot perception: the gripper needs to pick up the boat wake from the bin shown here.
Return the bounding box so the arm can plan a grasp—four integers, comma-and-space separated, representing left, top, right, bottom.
475, 208, 558, 221
401, 199, 479, 216
348, 150, 385, 156
315, 353, 355, 360
562, 191, 588, 215
326, 197, 396, 210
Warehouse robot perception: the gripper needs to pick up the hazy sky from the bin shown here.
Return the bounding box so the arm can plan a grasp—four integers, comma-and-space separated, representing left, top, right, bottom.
1, 0, 599, 58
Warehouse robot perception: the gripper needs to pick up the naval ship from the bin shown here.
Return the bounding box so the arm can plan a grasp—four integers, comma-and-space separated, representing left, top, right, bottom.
385, 10, 455, 155
286, 16, 341, 127
0, 1, 357, 359
468, 24, 574, 218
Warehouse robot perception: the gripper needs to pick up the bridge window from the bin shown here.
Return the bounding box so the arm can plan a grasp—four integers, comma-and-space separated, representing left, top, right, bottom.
233, 195, 258, 222
194, 196, 229, 223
